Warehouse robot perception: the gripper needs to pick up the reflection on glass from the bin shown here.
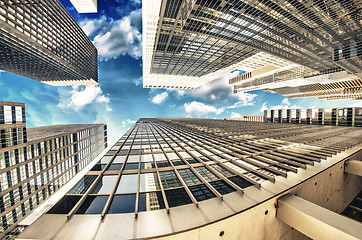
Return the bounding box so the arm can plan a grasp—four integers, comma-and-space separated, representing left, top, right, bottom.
228, 176, 253, 189
194, 166, 218, 182
107, 164, 122, 171
68, 175, 97, 194
91, 164, 103, 171
116, 174, 138, 193
178, 169, 201, 186
100, 156, 113, 164
108, 194, 136, 214
156, 161, 170, 168
91, 175, 117, 194
124, 163, 139, 170
140, 173, 160, 192
47, 196, 81, 214
76, 196, 108, 214
159, 171, 182, 189
141, 154, 153, 162
113, 156, 126, 163
144, 162, 156, 169
127, 155, 139, 163
165, 188, 192, 207
210, 180, 236, 195
189, 184, 215, 201
172, 160, 185, 166
139, 192, 165, 212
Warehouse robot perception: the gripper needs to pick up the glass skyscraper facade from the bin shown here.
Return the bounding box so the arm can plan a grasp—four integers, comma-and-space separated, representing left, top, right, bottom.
0, 0, 98, 86
18, 118, 362, 239
0, 101, 26, 149
143, 0, 361, 90
0, 102, 108, 239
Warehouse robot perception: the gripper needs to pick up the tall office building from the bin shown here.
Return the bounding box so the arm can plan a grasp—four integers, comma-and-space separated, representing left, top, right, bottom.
18, 118, 362, 239
70, 0, 97, 13
0, 101, 107, 239
264, 107, 362, 127
0, 0, 98, 86
0, 101, 26, 149
230, 62, 361, 100
143, 0, 361, 91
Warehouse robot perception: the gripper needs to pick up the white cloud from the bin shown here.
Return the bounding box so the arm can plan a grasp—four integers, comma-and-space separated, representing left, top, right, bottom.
79, 10, 142, 60
152, 92, 168, 104
228, 92, 257, 108
260, 102, 268, 112
281, 98, 290, 105
184, 101, 224, 117
122, 119, 137, 126
230, 112, 242, 118
58, 85, 111, 111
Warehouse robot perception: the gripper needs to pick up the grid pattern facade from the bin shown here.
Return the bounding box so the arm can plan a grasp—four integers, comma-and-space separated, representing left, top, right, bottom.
144, 0, 361, 89
264, 107, 362, 127
46, 118, 362, 224
0, 0, 98, 86
0, 124, 107, 238
0, 102, 26, 149
278, 78, 362, 100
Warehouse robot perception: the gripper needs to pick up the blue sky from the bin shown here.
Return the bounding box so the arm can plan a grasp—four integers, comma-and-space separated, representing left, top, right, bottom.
0, 0, 361, 145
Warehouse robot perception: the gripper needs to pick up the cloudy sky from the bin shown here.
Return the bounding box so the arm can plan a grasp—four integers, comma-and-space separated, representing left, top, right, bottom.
0, 0, 360, 145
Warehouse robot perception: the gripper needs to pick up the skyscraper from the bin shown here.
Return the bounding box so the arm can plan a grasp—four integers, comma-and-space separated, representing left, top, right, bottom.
0, 101, 26, 148
143, 0, 361, 91
18, 118, 362, 239
0, 0, 98, 86
264, 107, 362, 127
69, 0, 97, 13
0, 101, 108, 238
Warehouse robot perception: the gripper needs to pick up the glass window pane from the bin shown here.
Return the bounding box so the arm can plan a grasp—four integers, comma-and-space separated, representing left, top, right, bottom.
178, 169, 202, 186
108, 194, 136, 214
91, 164, 103, 171
113, 156, 126, 163
100, 156, 112, 164
228, 176, 253, 189
107, 164, 122, 171
159, 171, 182, 189
68, 175, 97, 194
47, 196, 81, 214
165, 188, 192, 207
127, 155, 139, 163
138, 192, 165, 212
91, 175, 117, 194
140, 173, 160, 192
189, 184, 215, 201
156, 161, 170, 168
210, 180, 236, 195
194, 166, 218, 182
124, 163, 139, 170
116, 174, 138, 193
210, 164, 234, 177
76, 196, 108, 214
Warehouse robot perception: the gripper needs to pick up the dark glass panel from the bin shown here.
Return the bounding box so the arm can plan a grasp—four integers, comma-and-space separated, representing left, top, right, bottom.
210, 180, 236, 195
108, 194, 136, 214
107, 164, 122, 171
165, 188, 192, 207
228, 176, 253, 189
47, 196, 81, 214
68, 175, 97, 194
124, 163, 139, 170
156, 161, 171, 168
76, 196, 108, 214
189, 184, 215, 201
